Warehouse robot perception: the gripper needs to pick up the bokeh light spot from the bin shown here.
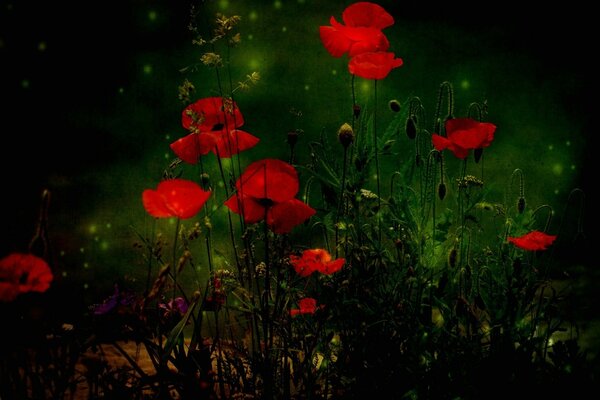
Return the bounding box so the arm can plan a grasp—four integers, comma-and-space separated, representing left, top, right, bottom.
38, 41, 47, 51
249, 58, 260, 69
554, 189, 559, 195
552, 163, 563, 176
89, 224, 97, 234
101, 241, 109, 251
565, 140, 571, 146
282, 26, 287, 32
148, 10, 157, 21
332, 69, 337, 75
274, 1, 282, 9
548, 144, 554, 151
248, 34, 254, 40
143, 64, 153, 74
219, 0, 229, 10
460, 79, 470, 90
249, 11, 258, 21
304, 84, 310, 91
570, 164, 576, 171
118, 87, 124, 94
21, 79, 30, 89
80, 247, 85, 253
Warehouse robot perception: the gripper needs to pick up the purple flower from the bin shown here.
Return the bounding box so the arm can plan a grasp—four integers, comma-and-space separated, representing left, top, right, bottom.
93, 284, 136, 315
159, 297, 189, 318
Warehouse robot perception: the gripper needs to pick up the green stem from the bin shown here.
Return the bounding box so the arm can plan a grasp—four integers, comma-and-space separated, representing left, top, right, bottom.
373, 80, 381, 238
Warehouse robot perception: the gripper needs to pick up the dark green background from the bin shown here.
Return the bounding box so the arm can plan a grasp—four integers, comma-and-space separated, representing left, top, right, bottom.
1, 0, 594, 350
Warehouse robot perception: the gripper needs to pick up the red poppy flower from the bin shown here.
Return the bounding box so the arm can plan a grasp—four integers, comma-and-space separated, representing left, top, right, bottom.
142, 179, 211, 219
290, 297, 318, 316
0, 253, 53, 302
290, 249, 345, 277
508, 230, 557, 251
348, 51, 403, 80
224, 159, 315, 234
431, 118, 496, 159
170, 97, 259, 163
320, 2, 394, 58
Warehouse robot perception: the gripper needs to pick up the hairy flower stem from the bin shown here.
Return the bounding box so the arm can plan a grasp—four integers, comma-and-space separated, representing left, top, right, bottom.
373, 80, 382, 238
458, 159, 468, 268
335, 145, 349, 258
172, 218, 181, 299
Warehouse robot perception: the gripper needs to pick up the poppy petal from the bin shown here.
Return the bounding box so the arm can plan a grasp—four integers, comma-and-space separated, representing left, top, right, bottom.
236, 159, 300, 202
213, 129, 260, 158
446, 118, 497, 149
170, 133, 216, 164
267, 199, 316, 234
348, 52, 403, 80
319, 25, 353, 57
321, 258, 346, 275
144, 179, 210, 219
224, 194, 265, 224
182, 97, 244, 132
347, 30, 390, 57
508, 230, 557, 251
142, 190, 174, 218
290, 254, 317, 277
342, 2, 395, 29
431, 134, 451, 151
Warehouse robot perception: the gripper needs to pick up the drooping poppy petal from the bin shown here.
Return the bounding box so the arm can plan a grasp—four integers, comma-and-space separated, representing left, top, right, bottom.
170, 132, 217, 164
213, 129, 260, 158
319, 25, 354, 57
342, 2, 395, 29
446, 118, 496, 149
290, 297, 318, 316
432, 118, 497, 159
0, 253, 53, 302
508, 230, 557, 251
268, 199, 316, 234
320, 258, 345, 275
431, 134, 469, 159
224, 195, 266, 224
236, 159, 299, 202
143, 179, 211, 219
348, 51, 403, 80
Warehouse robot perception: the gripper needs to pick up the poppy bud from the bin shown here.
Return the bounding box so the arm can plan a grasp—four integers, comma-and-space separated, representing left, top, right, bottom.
353, 104, 361, 118
448, 248, 457, 269
338, 123, 354, 148
389, 99, 401, 113
474, 148, 483, 163
287, 129, 301, 148
200, 172, 211, 189
405, 117, 417, 140
517, 197, 526, 214
434, 118, 441, 135
438, 182, 447, 200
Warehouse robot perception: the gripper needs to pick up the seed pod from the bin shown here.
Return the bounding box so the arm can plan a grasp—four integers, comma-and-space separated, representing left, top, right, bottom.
438, 182, 447, 200
287, 130, 300, 148
517, 197, 526, 214
338, 123, 354, 148
405, 117, 417, 140
448, 247, 457, 269
389, 99, 401, 113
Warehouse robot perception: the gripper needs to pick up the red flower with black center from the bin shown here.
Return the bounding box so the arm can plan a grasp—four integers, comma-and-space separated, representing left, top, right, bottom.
320, 2, 394, 57
290, 297, 318, 317
170, 97, 259, 163
431, 118, 496, 159
348, 51, 403, 80
508, 230, 557, 251
0, 253, 53, 302
290, 249, 345, 277
142, 179, 211, 219
224, 159, 315, 234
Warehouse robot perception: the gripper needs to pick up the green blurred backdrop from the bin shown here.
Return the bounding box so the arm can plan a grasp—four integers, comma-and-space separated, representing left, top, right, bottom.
1, 0, 594, 349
